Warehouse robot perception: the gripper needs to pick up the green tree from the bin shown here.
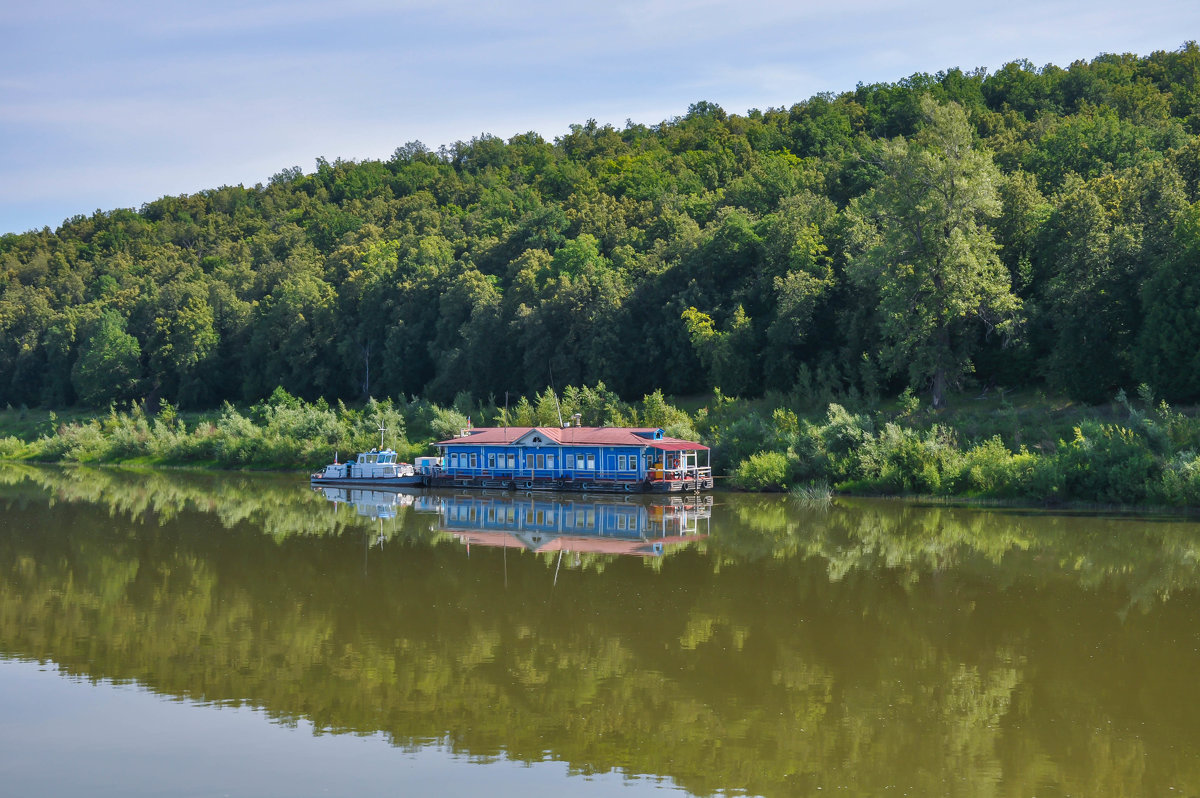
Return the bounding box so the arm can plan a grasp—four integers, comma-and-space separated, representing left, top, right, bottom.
1135, 201, 1200, 401
71, 311, 143, 407
148, 280, 219, 406
848, 97, 1021, 407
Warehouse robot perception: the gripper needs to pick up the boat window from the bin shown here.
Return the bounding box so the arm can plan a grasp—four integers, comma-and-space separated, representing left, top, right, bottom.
536, 454, 544, 469
546, 455, 554, 469
587, 454, 595, 470
469, 454, 478, 468
488, 453, 496, 468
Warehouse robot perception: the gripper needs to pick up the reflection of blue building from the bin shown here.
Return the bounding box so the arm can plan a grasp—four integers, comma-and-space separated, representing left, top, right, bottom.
415, 493, 712, 557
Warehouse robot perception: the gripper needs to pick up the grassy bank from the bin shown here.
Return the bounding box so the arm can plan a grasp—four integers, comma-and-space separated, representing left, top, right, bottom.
4, 384, 1200, 508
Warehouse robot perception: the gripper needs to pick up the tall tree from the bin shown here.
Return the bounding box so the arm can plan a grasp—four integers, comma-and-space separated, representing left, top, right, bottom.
848, 96, 1020, 407
1135, 200, 1200, 402
71, 311, 143, 407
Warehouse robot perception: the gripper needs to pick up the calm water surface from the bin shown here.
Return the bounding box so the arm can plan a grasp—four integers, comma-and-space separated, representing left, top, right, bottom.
2, 464, 1199, 797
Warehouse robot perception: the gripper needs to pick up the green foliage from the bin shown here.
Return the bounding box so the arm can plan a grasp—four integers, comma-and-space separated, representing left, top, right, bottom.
733, 451, 790, 491
848, 97, 1020, 407
1135, 201, 1200, 401
70, 312, 143, 407
5, 47, 1199, 413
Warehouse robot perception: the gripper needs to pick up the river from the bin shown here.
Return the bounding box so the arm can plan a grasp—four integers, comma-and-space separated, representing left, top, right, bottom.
1, 464, 1198, 797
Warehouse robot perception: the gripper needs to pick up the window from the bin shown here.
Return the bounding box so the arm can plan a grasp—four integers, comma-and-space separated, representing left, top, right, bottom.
507, 454, 515, 468
488, 453, 496, 468
618, 455, 627, 471
450, 453, 458, 467
576, 454, 585, 469
525, 453, 534, 469
546, 455, 554, 469
536, 454, 545, 469
469, 454, 477, 468
586, 454, 595, 470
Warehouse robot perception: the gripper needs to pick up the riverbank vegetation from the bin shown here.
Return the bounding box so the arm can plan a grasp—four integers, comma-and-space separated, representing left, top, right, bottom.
4, 382, 1200, 508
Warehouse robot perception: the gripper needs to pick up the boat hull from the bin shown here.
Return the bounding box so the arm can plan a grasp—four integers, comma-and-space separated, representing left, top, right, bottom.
309, 475, 425, 488
424, 475, 713, 493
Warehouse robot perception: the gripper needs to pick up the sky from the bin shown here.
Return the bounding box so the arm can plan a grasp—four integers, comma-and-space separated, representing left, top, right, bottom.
2, 0, 1198, 235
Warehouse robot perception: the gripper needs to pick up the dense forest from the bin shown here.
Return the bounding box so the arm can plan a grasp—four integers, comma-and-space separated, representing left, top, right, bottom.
4, 44, 1200, 412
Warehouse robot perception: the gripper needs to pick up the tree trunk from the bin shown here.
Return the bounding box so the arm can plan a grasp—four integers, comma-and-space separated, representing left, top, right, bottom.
931, 367, 947, 409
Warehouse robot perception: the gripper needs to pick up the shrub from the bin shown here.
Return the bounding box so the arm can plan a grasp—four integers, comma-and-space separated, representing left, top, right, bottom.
0, 436, 26, 459
1055, 422, 1159, 504
951, 436, 1021, 496
733, 451, 790, 491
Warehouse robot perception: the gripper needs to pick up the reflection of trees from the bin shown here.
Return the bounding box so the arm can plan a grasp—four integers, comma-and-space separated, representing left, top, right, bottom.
1, 467, 1199, 796
0, 463, 410, 542
715, 494, 1200, 610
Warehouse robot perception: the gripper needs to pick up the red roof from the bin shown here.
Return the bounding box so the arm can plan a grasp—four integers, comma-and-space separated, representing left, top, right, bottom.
646, 440, 709, 451
434, 426, 708, 450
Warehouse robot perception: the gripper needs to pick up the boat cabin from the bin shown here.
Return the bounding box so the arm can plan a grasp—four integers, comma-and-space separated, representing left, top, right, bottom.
315, 448, 416, 482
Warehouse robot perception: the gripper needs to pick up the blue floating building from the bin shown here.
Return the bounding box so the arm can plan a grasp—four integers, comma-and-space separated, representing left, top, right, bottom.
419, 426, 713, 493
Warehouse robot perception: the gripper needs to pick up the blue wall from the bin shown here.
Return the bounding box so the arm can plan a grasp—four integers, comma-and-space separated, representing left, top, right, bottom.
439, 443, 647, 479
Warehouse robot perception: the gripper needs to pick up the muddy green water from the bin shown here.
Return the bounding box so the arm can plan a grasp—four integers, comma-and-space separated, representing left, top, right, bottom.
2, 464, 1199, 797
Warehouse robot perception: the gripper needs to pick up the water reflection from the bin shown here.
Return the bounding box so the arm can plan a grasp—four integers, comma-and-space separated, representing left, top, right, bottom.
314, 489, 714, 558
2, 464, 1200, 796
315, 485, 418, 519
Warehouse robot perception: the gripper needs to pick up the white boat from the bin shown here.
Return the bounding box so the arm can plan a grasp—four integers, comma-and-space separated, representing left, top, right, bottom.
310, 448, 424, 487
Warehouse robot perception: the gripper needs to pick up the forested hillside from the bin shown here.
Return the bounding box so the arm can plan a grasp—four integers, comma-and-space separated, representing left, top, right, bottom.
4, 44, 1200, 410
